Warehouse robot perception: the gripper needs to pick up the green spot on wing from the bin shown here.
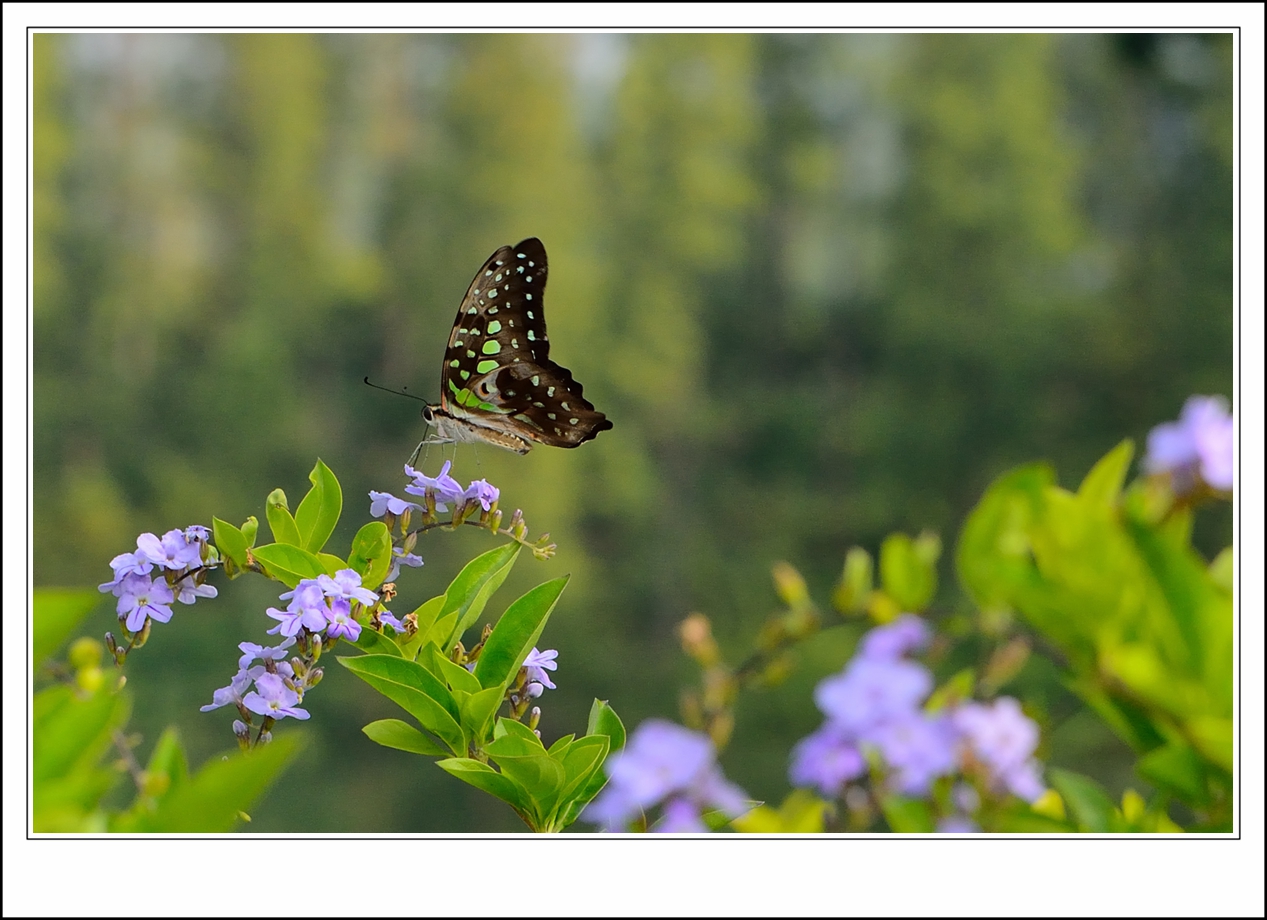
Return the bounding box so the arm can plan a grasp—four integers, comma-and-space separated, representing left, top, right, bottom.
486, 320, 502, 334
482, 340, 501, 356
477, 359, 498, 374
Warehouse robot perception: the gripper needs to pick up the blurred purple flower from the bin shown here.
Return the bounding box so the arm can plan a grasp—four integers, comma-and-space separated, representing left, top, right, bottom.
584, 720, 748, 832
814, 657, 932, 736
385, 546, 424, 583
937, 815, 980, 833
953, 697, 1039, 777
657, 797, 707, 833
867, 712, 958, 796
858, 614, 932, 661
788, 723, 867, 798
1144, 395, 1234, 492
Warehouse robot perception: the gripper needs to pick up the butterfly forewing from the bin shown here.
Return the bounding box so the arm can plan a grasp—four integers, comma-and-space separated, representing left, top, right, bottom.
438, 238, 611, 449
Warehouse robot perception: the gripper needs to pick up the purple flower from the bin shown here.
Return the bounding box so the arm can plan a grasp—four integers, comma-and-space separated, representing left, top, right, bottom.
174, 578, 218, 605
99, 551, 155, 595
369, 490, 421, 519
184, 524, 211, 544
238, 637, 296, 671
952, 698, 1039, 778
937, 815, 980, 833
200, 669, 253, 712
404, 460, 466, 510
243, 672, 310, 721
279, 579, 326, 611
789, 723, 867, 798
385, 546, 424, 583
1000, 759, 1046, 803
266, 604, 323, 638
814, 657, 932, 736
657, 797, 707, 833
464, 479, 499, 511
379, 610, 406, 632
1144, 395, 1234, 492
583, 720, 748, 832
136, 529, 202, 571
523, 647, 558, 691
116, 573, 176, 632
867, 712, 958, 796
324, 597, 362, 641
858, 614, 932, 661
317, 569, 379, 606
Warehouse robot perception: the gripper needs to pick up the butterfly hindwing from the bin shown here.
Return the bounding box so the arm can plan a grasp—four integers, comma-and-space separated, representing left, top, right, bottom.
437, 238, 611, 449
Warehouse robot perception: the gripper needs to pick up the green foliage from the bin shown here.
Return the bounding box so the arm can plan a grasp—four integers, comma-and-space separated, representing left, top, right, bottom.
32, 589, 297, 833
339, 540, 621, 832
957, 441, 1232, 828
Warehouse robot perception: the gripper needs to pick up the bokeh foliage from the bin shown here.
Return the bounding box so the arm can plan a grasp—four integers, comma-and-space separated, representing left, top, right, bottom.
32, 33, 1232, 832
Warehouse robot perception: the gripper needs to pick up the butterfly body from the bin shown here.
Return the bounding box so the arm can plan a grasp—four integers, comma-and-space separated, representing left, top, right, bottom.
423, 238, 611, 454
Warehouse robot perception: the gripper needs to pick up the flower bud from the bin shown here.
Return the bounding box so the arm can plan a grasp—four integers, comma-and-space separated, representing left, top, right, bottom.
528, 706, 541, 731
307, 667, 324, 687
133, 618, 152, 648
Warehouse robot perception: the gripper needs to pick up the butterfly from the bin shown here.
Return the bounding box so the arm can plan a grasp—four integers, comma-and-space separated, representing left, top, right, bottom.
421, 238, 612, 455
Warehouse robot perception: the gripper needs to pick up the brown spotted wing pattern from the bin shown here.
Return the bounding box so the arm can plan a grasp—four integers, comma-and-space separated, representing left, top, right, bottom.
436, 238, 611, 450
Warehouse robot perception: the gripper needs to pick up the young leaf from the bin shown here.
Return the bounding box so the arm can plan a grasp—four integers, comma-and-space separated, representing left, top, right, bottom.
363, 719, 450, 757
433, 654, 484, 696
1048, 768, 1116, 832
441, 542, 522, 649
348, 521, 393, 590
265, 489, 302, 547
294, 458, 342, 554
1077, 439, 1134, 508
212, 517, 250, 568
251, 543, 328, 588
880, 795, 935, 833
473, 576, 569, 690
879, 533, 937, 613
560, 700, 626, 826
459, 686, 505, 743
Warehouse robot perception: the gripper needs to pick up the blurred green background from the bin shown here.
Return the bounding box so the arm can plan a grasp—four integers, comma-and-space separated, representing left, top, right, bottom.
33, 32, 1232, 832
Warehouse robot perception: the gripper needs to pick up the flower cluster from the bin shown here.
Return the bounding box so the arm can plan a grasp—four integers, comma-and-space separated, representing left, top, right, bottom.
583, 720, 749, 833
203, 568, 384, 746
98, 526, 217, 652
789, 615, 1045, 828
266, 569, 378, 642
1144, 394, 1234, 494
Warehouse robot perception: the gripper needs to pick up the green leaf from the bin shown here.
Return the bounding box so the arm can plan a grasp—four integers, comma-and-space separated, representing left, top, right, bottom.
363, 719, 450, 757
548, 734, 576, 757
1077, 439, 1134, 508
880, 795, 935, 833
294, 458, 342, 554
956, 463, 1054, 611
212, 517, 250, 568
1049, 768, 1116, 832
265, 488, 302, 546
473, 576, 569, 690
339, 654, 464, 753
143, 728, 190, 797
561, 700, 626, 826
348, 521, 393, 591
733, 790, 831, 833
33, 588, 102, 668
251, 543, 328, 588
424, 612, 459, 652
317, 553, 348, 575
460, 686, 505, 743
351, 627, 405, 657
879, 533, 938, 612
134, 734, 300, 832
241, 516, 259, 546
441, 542, 522, 648
555, 736, 607, 803
832, 547, 873, 615
434, 653, 484, 696
1137, 742, 1209, 805
486, 744, 566, 811
495, 717, 547, 748
436, 758, 535, 825
33, 684, 130, 783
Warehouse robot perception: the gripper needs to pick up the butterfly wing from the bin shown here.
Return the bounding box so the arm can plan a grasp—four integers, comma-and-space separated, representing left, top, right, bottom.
440, 238, 612, 447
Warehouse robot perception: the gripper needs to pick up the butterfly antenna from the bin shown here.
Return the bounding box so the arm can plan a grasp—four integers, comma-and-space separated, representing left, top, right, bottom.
364, 376, 429, 403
